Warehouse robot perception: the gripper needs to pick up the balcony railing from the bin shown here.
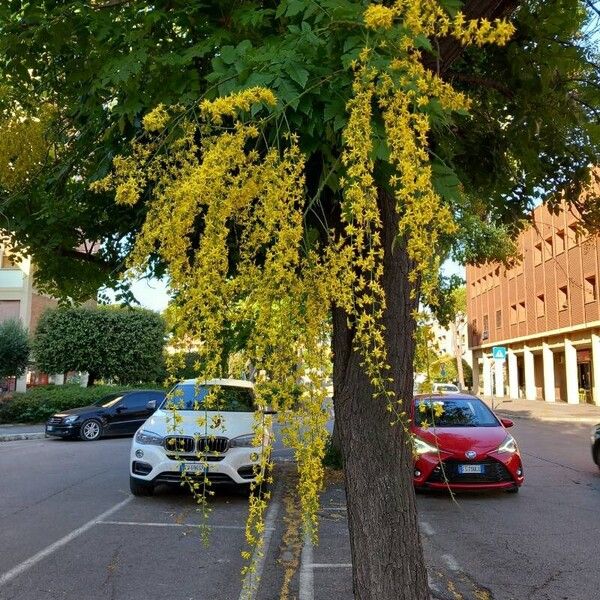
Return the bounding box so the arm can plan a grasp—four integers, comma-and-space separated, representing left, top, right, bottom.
0, 269, 25, 289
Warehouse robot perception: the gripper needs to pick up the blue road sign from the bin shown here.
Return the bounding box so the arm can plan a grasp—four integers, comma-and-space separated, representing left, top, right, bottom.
492, 346, 507, 360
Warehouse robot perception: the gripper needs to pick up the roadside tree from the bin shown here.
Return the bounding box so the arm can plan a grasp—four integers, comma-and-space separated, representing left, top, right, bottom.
1, 1, 600, 598
33, 307, 166, 385
0, 319, 30, 380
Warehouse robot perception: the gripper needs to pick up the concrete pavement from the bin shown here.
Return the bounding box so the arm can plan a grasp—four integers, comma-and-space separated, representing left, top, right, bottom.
482, 394, 600, 424
0, 423, 45, 441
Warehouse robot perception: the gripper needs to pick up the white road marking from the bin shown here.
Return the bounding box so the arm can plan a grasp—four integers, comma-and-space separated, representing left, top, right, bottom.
299, 534, 315, 600
238, 493, 281, 600
99, 520, 274, 531
419, 520, 435, 536
0, 496, 132, 588
441, 553, 461, 572
311, 563, 352, 568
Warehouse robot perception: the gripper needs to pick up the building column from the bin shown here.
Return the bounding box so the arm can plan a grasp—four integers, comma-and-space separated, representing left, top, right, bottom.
592, 334, 600, 406
52, 373, 65, 386
16, 375, 27, 393
494, 358, 505, 397
508, 350, 519, 399
542, 343, 556, 403
523, 346, 537, 400
482, 354, 493, 397
472, 351, 481, 394
564, 338, 579, 404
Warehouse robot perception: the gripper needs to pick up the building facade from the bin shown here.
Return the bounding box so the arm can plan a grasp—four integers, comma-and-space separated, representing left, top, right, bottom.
0, 242, 58, 391
467, 197, 600, 405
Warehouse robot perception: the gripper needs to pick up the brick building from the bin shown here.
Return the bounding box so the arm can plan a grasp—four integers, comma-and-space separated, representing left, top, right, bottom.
467, 193, 600, 405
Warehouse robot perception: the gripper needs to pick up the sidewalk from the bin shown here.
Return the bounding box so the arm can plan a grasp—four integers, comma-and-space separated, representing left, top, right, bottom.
0, 423, 45, 442
482, 395, 600, 425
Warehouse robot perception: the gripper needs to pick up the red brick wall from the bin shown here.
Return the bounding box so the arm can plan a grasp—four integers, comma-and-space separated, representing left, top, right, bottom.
30, 294, 58, 333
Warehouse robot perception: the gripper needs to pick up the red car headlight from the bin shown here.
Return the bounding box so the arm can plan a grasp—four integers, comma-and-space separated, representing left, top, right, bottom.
497, 434, 518, 454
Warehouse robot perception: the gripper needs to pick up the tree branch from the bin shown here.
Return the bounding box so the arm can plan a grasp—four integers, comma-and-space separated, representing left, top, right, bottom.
447, 71, 515, 98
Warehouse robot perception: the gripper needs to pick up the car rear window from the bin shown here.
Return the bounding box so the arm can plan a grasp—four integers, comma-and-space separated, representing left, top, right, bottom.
161, 384, 254, 412
414, 397, 499, 427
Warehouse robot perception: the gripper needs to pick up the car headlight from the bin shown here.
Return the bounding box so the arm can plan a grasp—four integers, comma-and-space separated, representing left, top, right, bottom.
63, 416, 79, 425
413, 437, 439, 455
497, 434, 518, 453
229, 434, 256, 448
135, 429, 164, 446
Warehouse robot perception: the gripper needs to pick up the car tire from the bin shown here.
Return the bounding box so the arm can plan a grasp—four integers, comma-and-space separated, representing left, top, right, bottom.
79, 419, 102, 441
594, 443, 600, 469
506, 486, 520, 494
130, 476, 155, 496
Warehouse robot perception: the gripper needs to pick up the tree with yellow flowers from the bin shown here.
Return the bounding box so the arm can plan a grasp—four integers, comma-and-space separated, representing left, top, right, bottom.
2, 1, 600, 598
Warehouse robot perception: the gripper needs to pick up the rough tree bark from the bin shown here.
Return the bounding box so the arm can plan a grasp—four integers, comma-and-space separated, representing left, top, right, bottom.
332, 189, 428, 600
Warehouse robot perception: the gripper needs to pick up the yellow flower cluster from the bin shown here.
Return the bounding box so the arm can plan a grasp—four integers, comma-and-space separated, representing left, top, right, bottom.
142, 103, 170, 132
364, 4, 395, 30
200, 87, 277, 125
363, 0, 515, 48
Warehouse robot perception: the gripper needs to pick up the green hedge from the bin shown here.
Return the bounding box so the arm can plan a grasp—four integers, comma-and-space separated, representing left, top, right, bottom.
0, 384, 166, 423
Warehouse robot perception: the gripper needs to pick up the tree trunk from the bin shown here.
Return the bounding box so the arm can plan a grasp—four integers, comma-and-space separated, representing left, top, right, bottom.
331, 190, 429, 600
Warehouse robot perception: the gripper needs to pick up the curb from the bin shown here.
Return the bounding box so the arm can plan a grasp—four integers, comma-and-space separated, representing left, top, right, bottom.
0, 432, 46, 442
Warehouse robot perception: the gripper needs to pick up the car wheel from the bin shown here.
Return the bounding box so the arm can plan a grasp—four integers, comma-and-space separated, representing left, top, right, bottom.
506, 486, 520, 494
79, 419, 102, 441
130, 476, 155, 496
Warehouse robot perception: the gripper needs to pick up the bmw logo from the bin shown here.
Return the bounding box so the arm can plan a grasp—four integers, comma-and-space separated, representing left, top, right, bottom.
465, 450, 477, 460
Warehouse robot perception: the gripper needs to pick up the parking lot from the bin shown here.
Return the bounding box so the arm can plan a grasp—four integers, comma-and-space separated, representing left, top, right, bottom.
1, 413, 600, 600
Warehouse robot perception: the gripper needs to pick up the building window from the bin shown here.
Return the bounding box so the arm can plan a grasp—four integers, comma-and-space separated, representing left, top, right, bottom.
510, 304, 517, 324
536, 294, 545, 317
584, 276, 597, 303
544, 236, 553, 257
558, 286, 569, 310
555, 230, 565, 254
534, 242, 543, 266
495, 309, 502, 328
482, 314, 489, 340
518, 301, 526, 322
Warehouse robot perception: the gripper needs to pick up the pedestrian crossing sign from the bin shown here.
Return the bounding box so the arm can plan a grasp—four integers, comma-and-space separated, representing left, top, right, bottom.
492, 346, 507, 360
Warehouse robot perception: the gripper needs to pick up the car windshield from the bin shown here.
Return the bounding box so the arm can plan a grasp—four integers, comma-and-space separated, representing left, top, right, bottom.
414, 397, 499, 427
93, 393, 124, 408
161, 384, 255, 412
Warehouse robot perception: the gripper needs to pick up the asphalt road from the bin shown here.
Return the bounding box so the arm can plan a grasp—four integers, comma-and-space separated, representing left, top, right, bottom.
0, 416, 598, 600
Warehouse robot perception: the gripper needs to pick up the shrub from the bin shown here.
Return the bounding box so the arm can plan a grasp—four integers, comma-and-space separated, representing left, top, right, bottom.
33, 306, 166, 385
0, 383, 166, 423
0, 319, 30, 379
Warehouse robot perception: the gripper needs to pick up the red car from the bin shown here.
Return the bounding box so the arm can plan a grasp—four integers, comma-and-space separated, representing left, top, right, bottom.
412, 394, 524, 493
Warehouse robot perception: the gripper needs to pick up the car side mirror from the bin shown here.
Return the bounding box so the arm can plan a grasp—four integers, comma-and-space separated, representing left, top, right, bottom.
146, 400, 157, 411
115, 406, 125, 414
500, 418, 514, 428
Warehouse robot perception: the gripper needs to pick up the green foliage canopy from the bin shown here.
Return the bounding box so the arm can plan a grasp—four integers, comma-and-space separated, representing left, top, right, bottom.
0, 0, 598, 301
0, 318, 30, 379
32, 306, 166, 384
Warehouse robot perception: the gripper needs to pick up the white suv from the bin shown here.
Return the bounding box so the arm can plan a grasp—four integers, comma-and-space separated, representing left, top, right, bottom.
129, 379, 269, 496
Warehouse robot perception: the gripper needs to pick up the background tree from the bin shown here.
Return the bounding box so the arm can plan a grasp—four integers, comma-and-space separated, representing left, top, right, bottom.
0, 319, 30, 380
33, 307, 166, 385
1, 1, 600, 599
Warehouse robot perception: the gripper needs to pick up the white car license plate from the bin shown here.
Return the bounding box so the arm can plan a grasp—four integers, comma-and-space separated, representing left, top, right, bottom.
47, 426, 54, 431
458, 464, 483, 474
179, 463, 214, 474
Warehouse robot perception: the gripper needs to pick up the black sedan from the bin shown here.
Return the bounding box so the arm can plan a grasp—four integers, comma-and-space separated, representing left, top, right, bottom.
45, 390, 165, 441
592, 423, 600, 468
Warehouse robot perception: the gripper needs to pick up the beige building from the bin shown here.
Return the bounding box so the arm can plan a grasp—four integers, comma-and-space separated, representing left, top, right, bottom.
467, 192, 600, 405
0, 241, 58, 391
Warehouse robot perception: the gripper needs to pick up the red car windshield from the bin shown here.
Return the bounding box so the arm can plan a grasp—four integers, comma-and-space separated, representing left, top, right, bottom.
414, 398, 499, 428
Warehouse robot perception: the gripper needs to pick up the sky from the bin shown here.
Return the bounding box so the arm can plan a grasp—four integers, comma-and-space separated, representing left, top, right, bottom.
108, 259, 466, 313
